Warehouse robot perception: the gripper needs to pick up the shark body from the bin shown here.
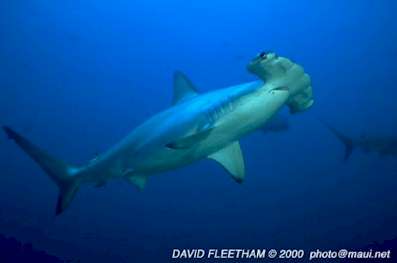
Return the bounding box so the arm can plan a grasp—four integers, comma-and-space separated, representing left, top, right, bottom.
3, 52, 313, 215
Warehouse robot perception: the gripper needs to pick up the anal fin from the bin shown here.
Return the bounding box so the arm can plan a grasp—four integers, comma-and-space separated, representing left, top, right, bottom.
166, 128, 213, 149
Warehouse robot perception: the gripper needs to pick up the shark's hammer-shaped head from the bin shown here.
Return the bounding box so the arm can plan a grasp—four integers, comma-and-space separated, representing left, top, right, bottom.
247, 51, 283, 80
247, 51, 314, 114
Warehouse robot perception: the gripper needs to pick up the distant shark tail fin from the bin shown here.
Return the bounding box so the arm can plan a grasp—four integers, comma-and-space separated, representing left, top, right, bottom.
321, 122, 354, 161
3, 126, 82, 215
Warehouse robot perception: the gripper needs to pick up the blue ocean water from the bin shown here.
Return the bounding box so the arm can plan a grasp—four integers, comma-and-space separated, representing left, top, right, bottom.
0, 0, 397, 262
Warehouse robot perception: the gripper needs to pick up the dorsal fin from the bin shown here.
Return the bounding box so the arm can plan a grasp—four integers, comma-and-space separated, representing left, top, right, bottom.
172, 71, 198, 105
208, 141, 245, 183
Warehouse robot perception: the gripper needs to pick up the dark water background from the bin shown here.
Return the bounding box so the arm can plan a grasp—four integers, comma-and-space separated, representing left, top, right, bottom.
0, 0, 397, 262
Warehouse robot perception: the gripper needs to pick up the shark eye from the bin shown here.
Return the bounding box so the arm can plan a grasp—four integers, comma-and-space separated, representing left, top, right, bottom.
259, 51, 267, 59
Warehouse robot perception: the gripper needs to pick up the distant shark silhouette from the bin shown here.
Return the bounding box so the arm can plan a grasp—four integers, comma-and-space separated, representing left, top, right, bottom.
324, 123, 397, 161
3, 52, 313, 215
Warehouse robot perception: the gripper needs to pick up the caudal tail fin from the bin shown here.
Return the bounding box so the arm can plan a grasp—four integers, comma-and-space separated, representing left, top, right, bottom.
321, 123, 354, 161
3, 126, 81, 215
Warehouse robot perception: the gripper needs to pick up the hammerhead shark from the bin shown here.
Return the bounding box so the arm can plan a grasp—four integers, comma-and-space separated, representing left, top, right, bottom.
3, 52, 314, 215
324, 123, 397, 160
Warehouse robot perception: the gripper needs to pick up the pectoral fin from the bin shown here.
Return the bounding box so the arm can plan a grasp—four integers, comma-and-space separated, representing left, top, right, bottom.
126, 175, 148, 191
166, 128, 213, 149
208, 141, 245, 183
